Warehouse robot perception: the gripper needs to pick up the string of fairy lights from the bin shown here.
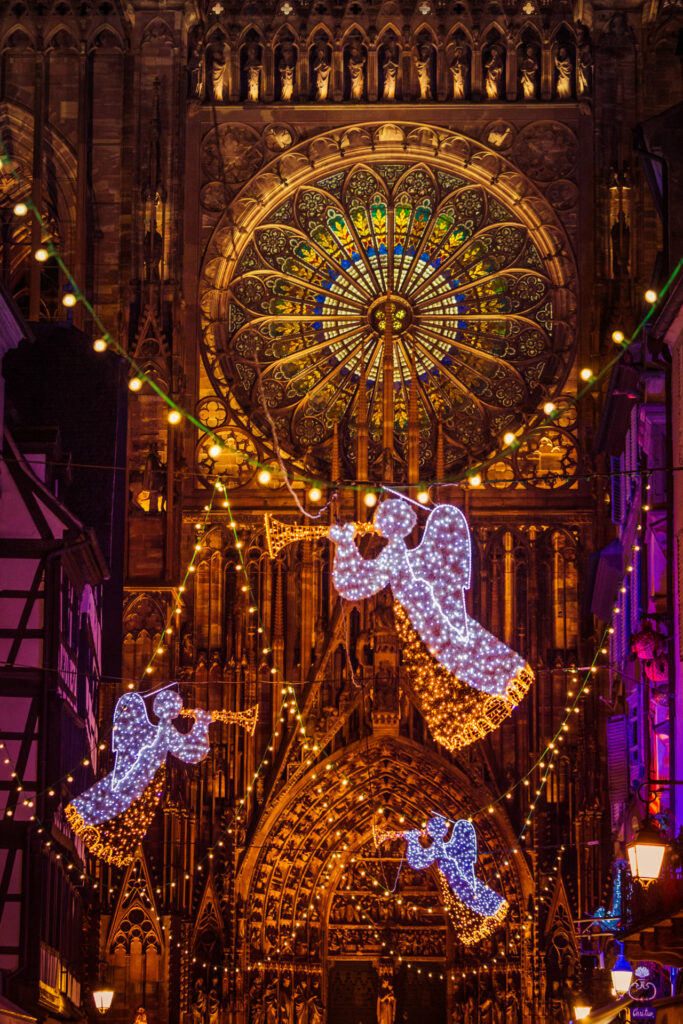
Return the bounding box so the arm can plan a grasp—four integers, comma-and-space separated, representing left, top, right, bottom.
2, 140, 682, 499
1, 478, 645, 875
1, 135, 668, 984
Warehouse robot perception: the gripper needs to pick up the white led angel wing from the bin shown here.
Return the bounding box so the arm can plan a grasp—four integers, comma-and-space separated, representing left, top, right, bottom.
111, 692, 157, 786
406, 505, 471, 640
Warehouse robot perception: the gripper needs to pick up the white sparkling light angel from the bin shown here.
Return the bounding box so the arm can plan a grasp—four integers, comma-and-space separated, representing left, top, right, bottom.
330, 498, 531, 700
66, 688, 256, 866
68, 689, 212, 827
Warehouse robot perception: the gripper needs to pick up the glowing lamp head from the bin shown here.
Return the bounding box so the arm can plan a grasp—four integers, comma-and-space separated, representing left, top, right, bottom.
363, 491, 377, 508
644, 289, 658, 304
93, 990, 114, 1014
579, 367, 593, 382
610, 945, 633, 997
128, 376, 143, 392
93, 337, 108, 353
167, 409, 182, 425
34, 247, 49, 262
13, 201, 28, 217
611, 330, 625, 344
258, 468, 272, 486
573, 1005, 591, 1020
208, 443, 222, 459
308, 486, 322, 502
626, 821, 667, 884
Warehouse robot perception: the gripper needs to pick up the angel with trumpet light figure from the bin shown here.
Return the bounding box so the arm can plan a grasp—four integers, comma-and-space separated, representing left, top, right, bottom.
375, 813, 508, 944
66, 686, 257, 867
329, 498, 533, 751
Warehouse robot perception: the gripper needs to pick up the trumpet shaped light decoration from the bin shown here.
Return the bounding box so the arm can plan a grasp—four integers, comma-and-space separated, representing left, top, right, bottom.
330, 499, 533, 751
65, 689, 257, 867
376, 815, 508, 944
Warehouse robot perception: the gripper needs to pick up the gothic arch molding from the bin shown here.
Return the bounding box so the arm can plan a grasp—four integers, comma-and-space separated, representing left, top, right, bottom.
237, 735, 534, 967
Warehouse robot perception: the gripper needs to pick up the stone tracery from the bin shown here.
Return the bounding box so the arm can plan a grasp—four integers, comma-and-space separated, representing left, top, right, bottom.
199, 123, 577, 479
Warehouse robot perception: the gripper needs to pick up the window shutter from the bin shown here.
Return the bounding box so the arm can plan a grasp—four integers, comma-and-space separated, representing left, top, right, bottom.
606, 714, 629, 805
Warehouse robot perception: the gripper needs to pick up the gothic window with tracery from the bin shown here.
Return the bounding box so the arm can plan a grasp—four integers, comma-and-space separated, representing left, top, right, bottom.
206, 159, 574, 477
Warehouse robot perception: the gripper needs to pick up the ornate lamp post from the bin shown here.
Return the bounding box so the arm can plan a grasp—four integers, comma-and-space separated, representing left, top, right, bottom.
626, 821, 668, 885
611, 943, 634, 998
92, 989, 114, 1014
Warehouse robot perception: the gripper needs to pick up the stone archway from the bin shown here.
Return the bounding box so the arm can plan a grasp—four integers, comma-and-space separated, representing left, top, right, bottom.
236, 735, 534, 1023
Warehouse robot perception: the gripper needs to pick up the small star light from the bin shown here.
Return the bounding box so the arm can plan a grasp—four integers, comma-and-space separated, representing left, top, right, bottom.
65, 688, 257, 867
330, 500, 533, 751
377, 815, 508, 945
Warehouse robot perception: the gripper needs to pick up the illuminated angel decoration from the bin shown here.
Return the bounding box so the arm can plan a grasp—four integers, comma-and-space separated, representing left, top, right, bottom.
330, 500, 533, 749
377, 815, 508, 944
65, 688, 257, 867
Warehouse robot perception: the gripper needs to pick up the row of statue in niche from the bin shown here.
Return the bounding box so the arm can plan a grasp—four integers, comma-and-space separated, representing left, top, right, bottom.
194, 33, 592, 103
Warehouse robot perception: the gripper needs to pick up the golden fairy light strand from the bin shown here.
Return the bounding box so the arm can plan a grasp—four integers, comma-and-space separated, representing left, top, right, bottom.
1, 143, 680, 494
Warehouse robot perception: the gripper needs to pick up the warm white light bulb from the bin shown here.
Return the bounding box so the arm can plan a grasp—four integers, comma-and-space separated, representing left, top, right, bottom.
208, 443, 222, 459
612, 329, 625, 344
543, 401, 555, 415
469, 474, 482, 488
308, 486, 322, 502
416, 490, 430, 504
644, 289, 657, 304
34, 247, 49, 262
62, 292, 77, 308
13, 201, 28, 217
258, 468, 272, 485
168, 409, 182, 425
580, 367, 593, 381
503, 432, 516, 446
364, 491, 377, 508
128, 376, 143, 392
93, 337, 108, 353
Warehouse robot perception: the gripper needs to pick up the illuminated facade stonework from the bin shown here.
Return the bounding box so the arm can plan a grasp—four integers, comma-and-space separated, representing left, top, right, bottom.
0, 0, 682, 1022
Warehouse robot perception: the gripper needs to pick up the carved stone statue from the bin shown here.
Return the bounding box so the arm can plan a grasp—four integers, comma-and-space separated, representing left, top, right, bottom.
264, 980, 278, 1024
245, 44, 262, 102
576, 24, 593, 96
142, 443, 165, 513
415, 44, 432, 99
210, 44, 226, 102
554, 46, 572, 99
382, 42, 399, 100
192, 980, 207, 1024
208, 987, 220, 1024
377, 978, 396, 1024
188, 36, 205, 100
484, 45, 504, 100
450, 45, 468, 99
313, 44, 331, 101
519, 45, 538, 99
307, 980, 323, 1024
279, 45, 295, 101
348, 43, 365, 100
293, 981, 308, 1024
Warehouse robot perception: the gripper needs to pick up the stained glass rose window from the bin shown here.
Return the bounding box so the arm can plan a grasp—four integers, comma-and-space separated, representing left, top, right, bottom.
201, 158, 574, 478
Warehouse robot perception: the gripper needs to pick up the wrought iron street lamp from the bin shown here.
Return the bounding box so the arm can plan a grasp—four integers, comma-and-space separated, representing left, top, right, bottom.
626, 820, 668, 885
611, 943, 633, 997
92, 988, 114, 1014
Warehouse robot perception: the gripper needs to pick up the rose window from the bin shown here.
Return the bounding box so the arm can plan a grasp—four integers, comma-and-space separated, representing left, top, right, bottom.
203, 159, 575, 477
